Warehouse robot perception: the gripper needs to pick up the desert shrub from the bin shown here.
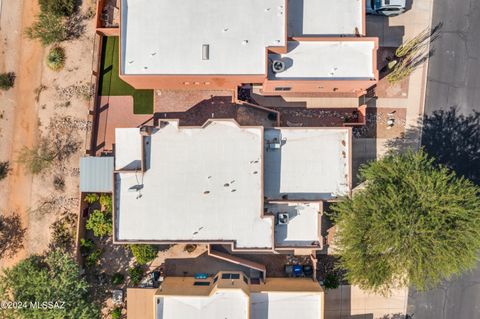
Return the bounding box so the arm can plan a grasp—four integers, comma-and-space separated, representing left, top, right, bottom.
46, 46, 66, 71
84, 193, 99, 204
111, 307, 122, 319
17, 139, 56, 174
99, 193, 112, 212
323, 273, 340, 290
184, 244, 197, 253
79, 238, 95, 255
86, 210, 112, 237
50, 219, 74, 250
53, 175, 65, 191
0, 161, 10, 180
129, 244, 158, 265
39, 0, 76, 16
0, 72, 15, 90
128, 266, 144, 286
111, 273, 125, 285
25, 12, 67, 46
85, 248, 102, 267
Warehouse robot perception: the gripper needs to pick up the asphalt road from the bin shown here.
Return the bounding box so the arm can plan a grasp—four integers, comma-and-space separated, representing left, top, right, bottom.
424, 0, 480, 115
408, 0, 480, 318
408, 267, 480, 319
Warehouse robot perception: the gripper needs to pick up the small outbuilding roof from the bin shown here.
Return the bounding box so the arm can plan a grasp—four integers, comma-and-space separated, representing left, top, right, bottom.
80, 157, 114, 193
288, 0, 364, 36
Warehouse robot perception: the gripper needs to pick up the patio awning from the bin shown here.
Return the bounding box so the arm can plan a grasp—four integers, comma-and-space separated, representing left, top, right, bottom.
80, 157, 114, 193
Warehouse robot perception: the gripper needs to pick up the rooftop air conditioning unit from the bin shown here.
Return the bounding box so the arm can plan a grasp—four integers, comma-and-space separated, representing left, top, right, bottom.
272, 60, 286, 73
268, 137, 282, 150
277, 213, 289, 225
270, 142, 281, 149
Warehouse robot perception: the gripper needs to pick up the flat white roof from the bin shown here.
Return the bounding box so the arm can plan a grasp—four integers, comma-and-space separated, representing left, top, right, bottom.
269, 202, 321, 247
264, 128, 350, 200
121, 0, 286, 75
251, 292, 322, 319
115, 128, 142, 170
288, 0, 364, 36
115, 120, 273, 249
269, 41, 375, 80
156, 290, 248, 319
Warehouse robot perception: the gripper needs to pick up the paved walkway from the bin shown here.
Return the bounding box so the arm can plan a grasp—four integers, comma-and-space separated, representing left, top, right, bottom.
357, 0, 434, 164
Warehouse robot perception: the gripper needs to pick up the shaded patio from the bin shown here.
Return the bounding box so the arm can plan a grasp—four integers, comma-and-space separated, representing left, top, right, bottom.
155, 90, 234, 113
165, 252, 255, 278
270, 107, 361, 127
155, 96, 277, 127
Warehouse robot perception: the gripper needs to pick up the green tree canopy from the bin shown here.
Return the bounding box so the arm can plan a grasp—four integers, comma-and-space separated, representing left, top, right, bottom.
332, 150, 480, 293
0, 250, 99, 319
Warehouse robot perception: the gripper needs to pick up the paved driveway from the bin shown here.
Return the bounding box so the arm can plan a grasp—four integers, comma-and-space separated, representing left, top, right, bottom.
325, 285, 408, 319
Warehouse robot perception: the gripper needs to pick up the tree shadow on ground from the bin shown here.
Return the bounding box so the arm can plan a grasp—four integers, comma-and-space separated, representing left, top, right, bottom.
380, 314, 412, 319
387, 107, 480, 185
0, 213, 26, 259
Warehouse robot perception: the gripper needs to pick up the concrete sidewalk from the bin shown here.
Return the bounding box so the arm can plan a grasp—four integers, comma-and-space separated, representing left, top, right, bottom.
325, 285, 409, 319
352, 0, 434, 175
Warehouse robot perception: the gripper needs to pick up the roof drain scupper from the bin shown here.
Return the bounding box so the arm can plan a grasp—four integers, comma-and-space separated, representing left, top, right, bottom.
202, 44, 209, 60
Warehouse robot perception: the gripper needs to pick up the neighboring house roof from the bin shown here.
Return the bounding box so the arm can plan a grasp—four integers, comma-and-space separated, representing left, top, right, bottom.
157, 290, 249, 319
268, 40, 376, 80
120, 0, 376, 84
126, 288, 156, 319
250, 292, 323, 319
154, 290, 322, 319
287, 0, 364, 36
148, 273, 324, 319
79, 157, 114, 193
114, 120, 273, 249
120, 0, 286, 75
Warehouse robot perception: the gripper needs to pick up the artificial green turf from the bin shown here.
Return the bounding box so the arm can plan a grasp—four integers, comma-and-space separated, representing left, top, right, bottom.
98, 36, 154, 114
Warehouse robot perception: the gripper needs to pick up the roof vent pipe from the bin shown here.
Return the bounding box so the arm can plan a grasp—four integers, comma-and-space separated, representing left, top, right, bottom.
202, 44, 210, 60
272, 60, 286, 73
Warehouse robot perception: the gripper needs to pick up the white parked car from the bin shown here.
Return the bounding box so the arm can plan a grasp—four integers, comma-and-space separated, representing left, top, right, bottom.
367, 0, 407, 16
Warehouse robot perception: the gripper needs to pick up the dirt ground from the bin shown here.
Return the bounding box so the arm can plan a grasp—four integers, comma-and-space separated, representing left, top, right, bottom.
0, 0, 96, 268
0, 0, 44, 268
